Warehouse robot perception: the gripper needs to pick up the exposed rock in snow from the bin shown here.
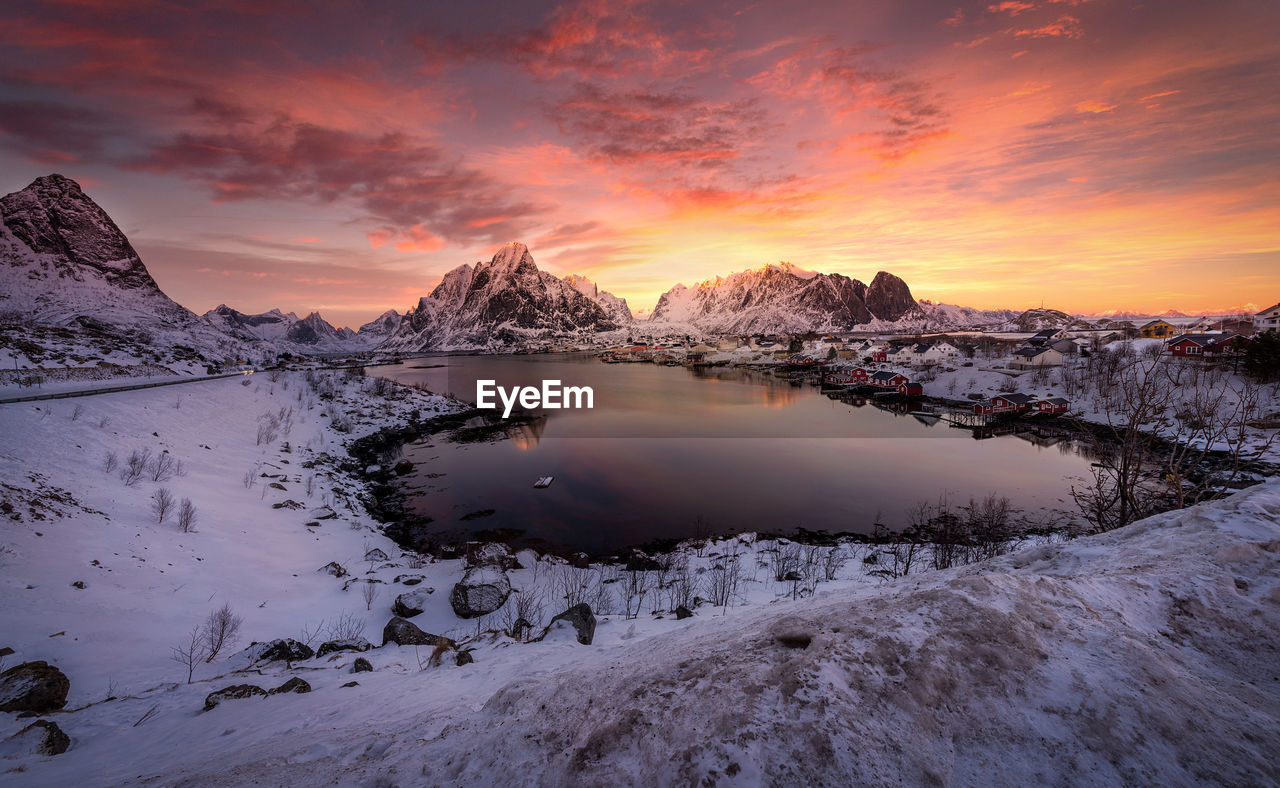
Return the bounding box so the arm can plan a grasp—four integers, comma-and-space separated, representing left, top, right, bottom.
0, 661, 69, 713
202, 684, 266, 712
379, 242, 623, 351
382, 616, 455, 647
1, 719, 70, 757
449, 566, 512, 619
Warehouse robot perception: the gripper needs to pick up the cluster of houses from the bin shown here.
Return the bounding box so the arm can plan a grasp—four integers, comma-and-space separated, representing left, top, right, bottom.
823, 367, 924, 396
971, 393, 1070, 416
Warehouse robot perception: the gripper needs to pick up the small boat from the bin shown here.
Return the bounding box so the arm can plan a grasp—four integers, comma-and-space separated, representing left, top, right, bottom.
533, 476, 554, 489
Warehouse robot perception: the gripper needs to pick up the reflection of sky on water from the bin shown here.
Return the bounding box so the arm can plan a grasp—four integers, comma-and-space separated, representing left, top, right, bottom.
379, 356, 1092, 553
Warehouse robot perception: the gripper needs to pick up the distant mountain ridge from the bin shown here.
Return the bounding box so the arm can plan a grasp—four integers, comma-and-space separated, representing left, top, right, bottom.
3, 174, 1187, 365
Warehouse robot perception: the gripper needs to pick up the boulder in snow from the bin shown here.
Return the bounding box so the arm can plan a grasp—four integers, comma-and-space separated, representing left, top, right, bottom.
316, 638, 372, 658
318, 561, 347, 578
238, 639, 314, 663
464, 541, 520, 571
449, 565, 512, 619
203, 684, 266, 711
267, 677, 311, 696
0, 661, 69, 713
352, 657, 373, 673
392, 587, 436, 618
309, 506, 339, 520
1, 719, 70, 757
675, 605, 694, 620
364, 547, 389, 562
381, 616, 455, 648
539, 603, 596, 645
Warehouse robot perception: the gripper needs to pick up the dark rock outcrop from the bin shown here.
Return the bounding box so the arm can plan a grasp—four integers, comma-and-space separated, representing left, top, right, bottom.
3, 719, 70, 756
352, 657, 373, 673
240, 639, 314, 663
0, 661, 69, 714
316, 638, 372, 657
540, 603, 596, 645
268, 677, 312, 695
382, 616, 456, 648
392, 588, 434, 618
203, 684, 266, 711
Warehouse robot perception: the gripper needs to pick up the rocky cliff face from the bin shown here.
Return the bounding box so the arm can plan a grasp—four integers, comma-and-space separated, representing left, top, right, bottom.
562, 274, 632, 325
647, 263, 923, 334
381, 243, 623, 351
0, 174, 158, 293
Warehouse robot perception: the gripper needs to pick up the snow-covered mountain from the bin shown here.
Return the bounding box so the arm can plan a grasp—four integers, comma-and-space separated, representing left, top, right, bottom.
646, 263, 925, 334
356, 309, 405, 347
562, 274, 632, 325
380, 242, 625, 351
0, 174, 249, 372
204, 305, 361, 352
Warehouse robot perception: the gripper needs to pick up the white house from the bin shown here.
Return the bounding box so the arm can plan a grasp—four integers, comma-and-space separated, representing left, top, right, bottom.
909, 342, 961, 365
1256, 302, 1280, 333
1009, 345, 1065, 369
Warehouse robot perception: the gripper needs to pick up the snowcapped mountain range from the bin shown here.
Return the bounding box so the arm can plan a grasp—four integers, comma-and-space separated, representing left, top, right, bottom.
3, 173, 1196, 367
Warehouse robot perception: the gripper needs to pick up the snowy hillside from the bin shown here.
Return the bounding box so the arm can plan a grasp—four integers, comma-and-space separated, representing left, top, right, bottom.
202, 306, 364, 353
380, 242, 624, 351
0, 368, 1276, 782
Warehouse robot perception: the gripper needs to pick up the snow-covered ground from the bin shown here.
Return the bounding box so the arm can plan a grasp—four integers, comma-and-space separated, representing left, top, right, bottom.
2, 368, 1278, 784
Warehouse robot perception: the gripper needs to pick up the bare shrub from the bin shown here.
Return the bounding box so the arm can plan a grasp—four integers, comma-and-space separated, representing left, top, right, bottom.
120, 448, 151, 486
103, 451, 118, 473
821, 546, 847, 581
177, 498, 197, 533
71, 404, 84, 422
707, 546, 744, 608
500, 588, 546, 641
551, 565, 588, 608
325, 611, 366, 642
202, 603, 243, 662
299, 619, 326, 649
151, 488, 175, 524
619, 570, 649, 620
361, 581, 380, 611
668, 557, 699, 610
147, 452, 183, 482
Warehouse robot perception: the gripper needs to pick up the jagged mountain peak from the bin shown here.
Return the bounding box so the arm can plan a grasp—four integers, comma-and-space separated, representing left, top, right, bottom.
380, 243, 624, 351
1, 173, 158, 292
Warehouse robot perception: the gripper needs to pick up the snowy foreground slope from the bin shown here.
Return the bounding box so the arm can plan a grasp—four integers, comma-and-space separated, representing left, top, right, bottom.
1, 375, 1278, 785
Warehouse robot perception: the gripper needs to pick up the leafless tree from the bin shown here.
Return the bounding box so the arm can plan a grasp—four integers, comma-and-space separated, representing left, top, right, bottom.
147, 452, 182, 482
551, 565, 588, 608
821, 546, 847, 581
707, 545, 744, 608
619, 570, 649, 620
120, 448, 151, 486
103, 451, 119, 473
170, 624, 209, 684
202, 603, 243, 662
151, 488, 175, 524
1070, 347, 1177, 531
361, 581, 380, 611
177, 498, 197, 533
668, 557, 700, 610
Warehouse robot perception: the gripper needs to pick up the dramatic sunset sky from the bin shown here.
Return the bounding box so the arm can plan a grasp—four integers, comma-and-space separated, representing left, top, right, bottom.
2, 0, 1278, 328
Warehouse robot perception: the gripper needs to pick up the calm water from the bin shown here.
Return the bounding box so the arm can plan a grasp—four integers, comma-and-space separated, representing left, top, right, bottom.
376, 354, 1094, 554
